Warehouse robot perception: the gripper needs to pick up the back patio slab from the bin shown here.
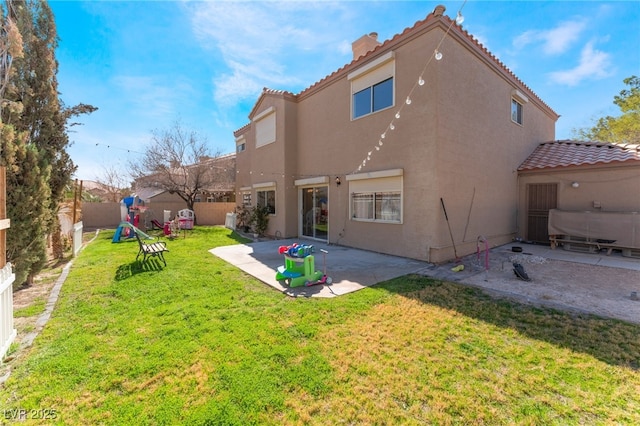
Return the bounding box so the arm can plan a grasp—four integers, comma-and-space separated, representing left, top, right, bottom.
210, 239, 640, 324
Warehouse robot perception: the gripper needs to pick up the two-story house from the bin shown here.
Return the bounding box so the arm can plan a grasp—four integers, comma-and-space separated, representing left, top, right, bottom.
234, 4, 559, 263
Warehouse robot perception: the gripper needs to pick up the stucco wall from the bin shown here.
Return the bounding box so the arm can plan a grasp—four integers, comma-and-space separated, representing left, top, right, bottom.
294, 23, 554, 262
235, 14, 558, 263
81, 202, 122, 229
517, 164, 640, 241
425, 29, 556, 261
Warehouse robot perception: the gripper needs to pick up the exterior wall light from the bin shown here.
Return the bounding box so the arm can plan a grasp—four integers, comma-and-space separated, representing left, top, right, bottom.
571, 182, 579, 188
335, 177, 341, 186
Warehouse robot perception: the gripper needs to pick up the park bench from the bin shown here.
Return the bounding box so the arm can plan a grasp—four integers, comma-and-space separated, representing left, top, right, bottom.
134, 231, 169, 266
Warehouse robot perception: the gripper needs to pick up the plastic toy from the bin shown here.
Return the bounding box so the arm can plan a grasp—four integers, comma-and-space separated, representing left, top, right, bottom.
275, 243, 331, 288
304, 249, 332, 287
278, 243, 314, 258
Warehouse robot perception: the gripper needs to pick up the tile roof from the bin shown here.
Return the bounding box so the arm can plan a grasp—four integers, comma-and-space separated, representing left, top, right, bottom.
235, 5, 558, 134
518, 140, 640, 171
296, 6, 556, 116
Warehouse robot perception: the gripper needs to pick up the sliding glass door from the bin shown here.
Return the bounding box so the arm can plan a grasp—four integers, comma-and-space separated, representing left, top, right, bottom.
301, 186, 328, 240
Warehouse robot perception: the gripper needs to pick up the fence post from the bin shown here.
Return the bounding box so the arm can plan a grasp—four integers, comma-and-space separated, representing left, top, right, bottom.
0, 166, 16, 359
73, 221, 83, 257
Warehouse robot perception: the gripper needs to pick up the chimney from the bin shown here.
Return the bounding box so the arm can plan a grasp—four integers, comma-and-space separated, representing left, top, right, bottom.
351, 32, 382, 60
433, 4, 446, 17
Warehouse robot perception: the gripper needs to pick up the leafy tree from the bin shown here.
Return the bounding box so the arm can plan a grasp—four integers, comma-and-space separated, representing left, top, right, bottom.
129, 122, 235, 216
573, 76, 640, 144
94, 165, 131, 202
130, 121, 228, 214
132, 122, 217, 210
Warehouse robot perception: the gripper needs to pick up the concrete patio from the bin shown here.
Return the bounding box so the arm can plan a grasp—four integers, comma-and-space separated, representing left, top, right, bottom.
211, 239, 430, 298
211, 238, 638, 290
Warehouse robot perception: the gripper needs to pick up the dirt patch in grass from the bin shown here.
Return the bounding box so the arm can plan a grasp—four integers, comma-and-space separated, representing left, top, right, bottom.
2, 259, 65, 367
461, 256, 640, 325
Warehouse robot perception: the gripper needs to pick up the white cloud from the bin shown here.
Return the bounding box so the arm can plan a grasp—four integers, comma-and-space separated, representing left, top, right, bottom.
513, 19, 587, 55
112, 75, 193, 118
338, 40, 352, 56
547, 41, 613, 86
186, 1, 352, 107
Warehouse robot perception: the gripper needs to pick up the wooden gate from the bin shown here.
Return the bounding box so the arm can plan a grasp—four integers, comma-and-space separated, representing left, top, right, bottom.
526, 183, 557, 244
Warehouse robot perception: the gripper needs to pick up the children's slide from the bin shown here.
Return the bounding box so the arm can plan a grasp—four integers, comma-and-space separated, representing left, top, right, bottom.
112, 222, 154, 243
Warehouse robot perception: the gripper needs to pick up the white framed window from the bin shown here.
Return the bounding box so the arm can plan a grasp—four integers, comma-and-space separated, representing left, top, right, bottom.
352, 191, 401, 221
256, 189, 276, 214
236, 135, 246, 153
349, 52, 395, 120
353, 77, 393, 119
511, 98, 523, 125
253, 182, 276, 214
511, 89, 528, 125
254, 107, 276, 148
347, 168, 403, 223
242, 192, 252, 207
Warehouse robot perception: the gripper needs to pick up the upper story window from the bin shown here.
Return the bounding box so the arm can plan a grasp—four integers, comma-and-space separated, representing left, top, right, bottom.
511, 99, 523, 125
237, 142, 246, 153
353, 77, 393, 119
348, 51, 395, 120
511, 89, 528, 126
254, 107, 276, 148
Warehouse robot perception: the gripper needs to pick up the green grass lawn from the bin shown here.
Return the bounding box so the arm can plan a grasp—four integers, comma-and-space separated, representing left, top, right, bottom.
1, 226, 639, 425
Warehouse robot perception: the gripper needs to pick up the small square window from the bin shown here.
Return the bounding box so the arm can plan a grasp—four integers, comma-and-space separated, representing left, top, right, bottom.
511, 99, 523, 125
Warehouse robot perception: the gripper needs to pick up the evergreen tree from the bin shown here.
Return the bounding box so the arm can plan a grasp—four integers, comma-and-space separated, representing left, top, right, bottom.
6, 134, 51, 285
0, 0, 96, 285
10, 0, 69, 206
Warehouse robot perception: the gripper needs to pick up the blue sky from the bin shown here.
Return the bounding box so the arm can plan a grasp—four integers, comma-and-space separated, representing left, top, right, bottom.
50, 1, 640, 181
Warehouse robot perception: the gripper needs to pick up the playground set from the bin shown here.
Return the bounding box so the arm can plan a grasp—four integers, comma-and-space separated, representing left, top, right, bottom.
158, 209, 194, 239
112, 196, 146, 242
275, 243, 332, 287
112, 194, 195, 241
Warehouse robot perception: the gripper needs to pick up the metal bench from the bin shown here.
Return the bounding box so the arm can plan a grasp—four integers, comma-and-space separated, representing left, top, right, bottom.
134, 231, 169, 266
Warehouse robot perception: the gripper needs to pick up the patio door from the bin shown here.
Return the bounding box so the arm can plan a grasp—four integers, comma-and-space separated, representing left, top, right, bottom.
301, 186, 328, 241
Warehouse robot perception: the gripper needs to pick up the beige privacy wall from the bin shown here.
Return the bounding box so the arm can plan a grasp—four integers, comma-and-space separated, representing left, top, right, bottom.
81, 202, 236, 230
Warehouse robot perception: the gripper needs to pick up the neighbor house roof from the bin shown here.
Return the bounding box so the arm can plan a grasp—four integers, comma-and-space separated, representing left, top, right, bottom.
134, 187, 166, 202
518, 140, 640, 171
